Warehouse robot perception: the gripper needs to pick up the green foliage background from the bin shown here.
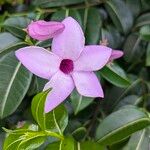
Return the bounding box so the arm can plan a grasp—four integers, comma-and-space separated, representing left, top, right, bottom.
0, 0, 150, 149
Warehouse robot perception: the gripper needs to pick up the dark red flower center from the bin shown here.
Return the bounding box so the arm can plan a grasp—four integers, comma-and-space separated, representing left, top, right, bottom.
59, 59, 74, 74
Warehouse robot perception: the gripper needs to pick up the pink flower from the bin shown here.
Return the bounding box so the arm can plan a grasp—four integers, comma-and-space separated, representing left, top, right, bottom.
27, 20, 65, 41
16, 17, 115, 113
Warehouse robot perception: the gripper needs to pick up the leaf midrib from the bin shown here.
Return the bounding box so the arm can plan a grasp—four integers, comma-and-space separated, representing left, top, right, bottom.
0, 62, 21, 117
97, 118, 150, 143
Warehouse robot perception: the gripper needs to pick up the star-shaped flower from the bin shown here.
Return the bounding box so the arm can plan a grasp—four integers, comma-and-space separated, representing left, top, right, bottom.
16, 17, 123, 113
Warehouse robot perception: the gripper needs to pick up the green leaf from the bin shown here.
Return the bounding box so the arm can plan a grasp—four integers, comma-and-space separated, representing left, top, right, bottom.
51, 10, 66, 22
122, 128, 150, 150
100, 63, 131, 88
46, 136, 75, 150
85, 8, 102, 44
114, 95, 142, 110
80, 141, 105, 150
51, 9, 82, 25
105, 0, 133, 33
4, 17, 31, 39
70, 90, 93, 115
135, 12, 150, 28
16, 132, 46, 150
3, 133, 23, 150
3, 124, 62, 150
126, 0, 141, 17
32, 0, 84, 8
0, 32, 20, 52
96, 107, 150, 145
141, 0, 150, 11
101, 25, 122, 49
123, 33, 143, 63
31, 91, 68, 134
0, 42, 28, 57
0, 52, 32, 119
146, 43, 150, 66
72, 127, 86, 140
140, 25, 150, 41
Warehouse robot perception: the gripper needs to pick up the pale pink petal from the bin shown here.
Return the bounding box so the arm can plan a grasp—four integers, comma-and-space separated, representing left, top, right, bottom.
109, 50, 124, 61
15, 46, 61, 79
43, 71, 75, 113
27, 20, 65, 41
52, 17, 85, 60
74, 46, 112, 71
72, 71, 104, 97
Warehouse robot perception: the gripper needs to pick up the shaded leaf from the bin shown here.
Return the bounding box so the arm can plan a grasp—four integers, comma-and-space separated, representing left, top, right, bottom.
70, 90, 93, 115
126, 0, 141, 17
101, 25, 123, 49
123, 33, 144, 63
105, 0, 133, 33
85, 8, 102, 44
32, 0, 85, 8
135, 13, 150, 28
146, 43, 150, 66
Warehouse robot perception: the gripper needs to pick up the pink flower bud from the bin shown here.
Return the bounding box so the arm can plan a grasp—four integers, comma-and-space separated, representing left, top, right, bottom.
27, 20, 65, 41
109, 50, 124, 61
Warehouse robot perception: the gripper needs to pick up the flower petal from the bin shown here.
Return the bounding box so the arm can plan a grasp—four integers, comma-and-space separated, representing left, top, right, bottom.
15, 46, 61, 79
74, 45, 112, 71
109, 50, 124, 61
27, 20, 65, 41
52, 17, 85, 60
44, 71, 75, 113
72, 71, 104, 97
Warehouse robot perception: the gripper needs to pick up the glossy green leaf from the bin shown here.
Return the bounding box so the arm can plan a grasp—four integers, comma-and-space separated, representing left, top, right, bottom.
135, 13, 150, 28
80, 141, 105, 150
0, 52, 32, 119
100, 63, 131, 88
122, 128, 150, 150
46, 136, 75, 150
140, 25, 150, 41
31, 91, 68, 134
146, 43, 150, 66
3, 124, 62, 150
32, 0, 84, 8
105, 0, 133, 33
3, 133, 23, 150
85, 8, 102, 44
96, 107, 150, 145
0, 32, 20, 52
4, 17, 30, 39
70, 90, 93, 115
